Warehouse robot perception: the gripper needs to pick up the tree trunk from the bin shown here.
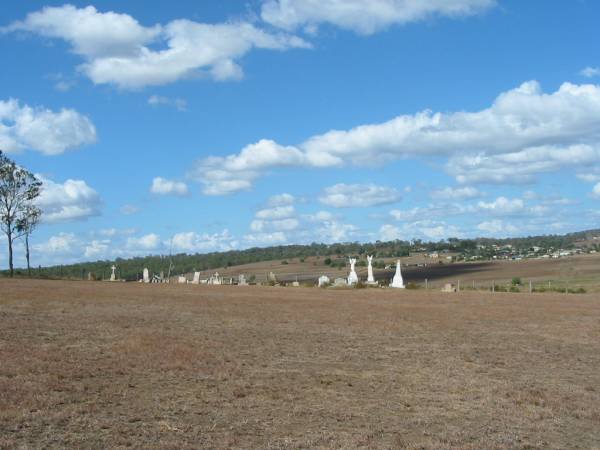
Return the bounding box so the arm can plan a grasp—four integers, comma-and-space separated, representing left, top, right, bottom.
7, 229, 13, 277
26, 233, 31, 277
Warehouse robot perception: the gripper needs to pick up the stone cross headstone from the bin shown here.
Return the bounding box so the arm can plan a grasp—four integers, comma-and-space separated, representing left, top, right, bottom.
143, 268, 150, 283
110, 265, 116, 281
238, 274, 248, 286
390, 259, 405, 289
347, 258, 358, 285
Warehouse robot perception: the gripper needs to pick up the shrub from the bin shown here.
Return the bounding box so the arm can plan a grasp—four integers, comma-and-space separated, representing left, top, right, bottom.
324, 257, 332, 265
281, 260, 289, 265
406, 282, 420, 289
512, 277, 522, 286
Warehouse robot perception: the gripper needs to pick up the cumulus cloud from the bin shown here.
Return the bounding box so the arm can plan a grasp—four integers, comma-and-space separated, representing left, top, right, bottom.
593, 183, 600, 198
476, 197, 525, 215
261, 0, 495, 35
36, 176, 102, 223
170, 230, 237, 253
4, 5, 309, 89
0, 99, 96, 155
380, 220, 462, 241
150, 177, 189, 196
190, 139, 306, 195
477, 220, 519, 236
319, 183, 401, 208
126, 233, 161, 251
192, 81, 600, 193
267, 193, 295, 207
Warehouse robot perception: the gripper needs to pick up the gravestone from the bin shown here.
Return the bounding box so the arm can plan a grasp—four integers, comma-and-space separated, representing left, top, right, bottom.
334, 277, 347, 287
318, 275, 330, 287
238, 274, 248, 286
347, 258, 358, 285
110, 265, 116, 282
366, 255, 378, 285
191, 272, 201, 284
143, 268, 150, 283
178, 276, 187, 284
390, 259, 405, 289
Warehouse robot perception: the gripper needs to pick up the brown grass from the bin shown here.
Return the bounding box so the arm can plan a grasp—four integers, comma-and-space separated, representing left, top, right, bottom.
1, 279, 599, 449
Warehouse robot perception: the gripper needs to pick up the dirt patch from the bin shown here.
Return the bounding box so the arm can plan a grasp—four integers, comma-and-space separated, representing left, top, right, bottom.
1, 279, 599, 449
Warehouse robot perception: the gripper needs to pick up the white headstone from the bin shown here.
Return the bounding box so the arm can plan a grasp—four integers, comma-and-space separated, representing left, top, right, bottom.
178, 276, 187, 284
110, 265, 116, 281
390, 259, 405, 289
367, 255, 376, 284
318, 275, 330, 287
334, 278, 347, 287
347, 258, 358, 285
143, 268, 150, 283
238, 274, 248, 286
192, 272, 201, 284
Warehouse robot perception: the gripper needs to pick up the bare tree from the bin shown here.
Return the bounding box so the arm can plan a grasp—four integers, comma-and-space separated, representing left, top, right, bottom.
0, 151, 42, 277
17, 204, 42, 277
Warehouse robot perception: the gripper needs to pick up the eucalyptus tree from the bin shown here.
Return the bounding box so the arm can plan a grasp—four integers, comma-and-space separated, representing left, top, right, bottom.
0, 151, 42, 277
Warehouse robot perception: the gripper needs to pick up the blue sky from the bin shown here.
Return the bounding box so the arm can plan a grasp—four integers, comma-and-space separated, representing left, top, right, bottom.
1, 0, 600, 267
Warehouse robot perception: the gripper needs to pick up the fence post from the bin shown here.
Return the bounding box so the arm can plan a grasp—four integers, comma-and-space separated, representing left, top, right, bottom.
457, 280, 460, 292
492, 281, 495, 293
425, 278, 428, 289
529, 280, 532, 293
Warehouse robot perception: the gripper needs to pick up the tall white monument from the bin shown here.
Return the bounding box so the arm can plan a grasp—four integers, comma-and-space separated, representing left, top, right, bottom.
347, 258, 358, 285
367, 255, 376, 285
143, 268, 150, 283
390, 259, 405, 289
110, 265, 116, 281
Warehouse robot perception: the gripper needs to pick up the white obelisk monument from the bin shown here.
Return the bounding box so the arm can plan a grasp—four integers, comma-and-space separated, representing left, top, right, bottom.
390, 259, 405, 289
347, 258, 358, 285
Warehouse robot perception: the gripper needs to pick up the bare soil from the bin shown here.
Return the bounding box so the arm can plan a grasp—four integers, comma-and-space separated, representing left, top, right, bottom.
1, 279, 599, 449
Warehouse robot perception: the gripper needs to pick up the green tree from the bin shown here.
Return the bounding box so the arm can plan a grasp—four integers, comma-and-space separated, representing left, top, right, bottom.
17, 204, 42, 277
0, 152, 42, 277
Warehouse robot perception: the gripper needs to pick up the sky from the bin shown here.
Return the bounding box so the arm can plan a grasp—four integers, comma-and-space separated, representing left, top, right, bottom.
1, 0, 600, 267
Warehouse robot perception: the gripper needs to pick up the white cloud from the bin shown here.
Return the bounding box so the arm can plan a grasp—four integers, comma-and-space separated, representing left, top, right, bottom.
319, 183, 401, 208
0, 99, 96, 155
36, 176, 102, 223
192, 81, 600, 193
261, 0, 495, 35
84, 239, 110, 259
256, 205, 295, 220
476, 197, 524, 215
150, 177, 189, 196
267, 193, 295, 207
148, 95, 187, 111
33, 233, 79, 256
251, 218, 299, 232
430, 186, 482, 200
5, 5, 309, 89
243, 231, 289, 246
190, 139, 306, 195
380, 220, 461, 241
592, 183, 600, 198
448, 144, 600, 184
170, 230, 237, 253
581, 67, 600, 78
126, 233, 161, 251
477, 220, 518, 236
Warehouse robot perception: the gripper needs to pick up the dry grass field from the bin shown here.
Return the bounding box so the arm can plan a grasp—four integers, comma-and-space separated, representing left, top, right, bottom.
1, 279, 599, 449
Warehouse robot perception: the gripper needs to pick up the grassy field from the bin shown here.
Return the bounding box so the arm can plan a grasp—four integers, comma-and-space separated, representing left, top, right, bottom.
1, 279, 599, 449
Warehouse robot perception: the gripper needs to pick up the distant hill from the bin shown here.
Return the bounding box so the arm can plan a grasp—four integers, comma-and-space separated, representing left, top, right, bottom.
3, 228, 600, 281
